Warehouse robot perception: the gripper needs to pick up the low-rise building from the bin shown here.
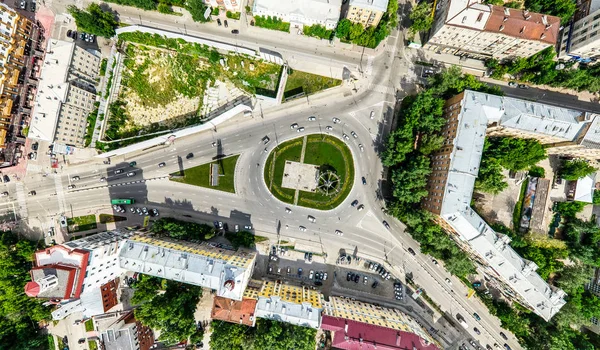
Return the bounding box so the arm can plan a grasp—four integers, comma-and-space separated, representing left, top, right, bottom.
560, 0, 600, 61
118, 236, 256, 301
425, 0, 560, 60
95, 310, 155, 350
345, 0, 389, 27
254, 280, 323, 328
29, 40, 100, 148
24, 230, 135, 320
323, 296, 439, 348
204, 0, 240, 12
211, 280, 261, 327
422, 90, 567, 321
252, 0, 342, 30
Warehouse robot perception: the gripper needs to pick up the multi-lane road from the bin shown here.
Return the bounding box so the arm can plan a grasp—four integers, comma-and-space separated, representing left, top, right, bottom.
12, 1, 533, 349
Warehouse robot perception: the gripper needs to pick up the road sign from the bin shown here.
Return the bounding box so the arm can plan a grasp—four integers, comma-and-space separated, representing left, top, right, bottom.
143, 216, 150, 227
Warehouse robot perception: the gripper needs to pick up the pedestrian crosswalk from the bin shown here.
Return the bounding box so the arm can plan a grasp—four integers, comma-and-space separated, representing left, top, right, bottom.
368, 83, 395, 95
54, 176, 67, 214
15, 183, 28, 219
365, 56, 374, 76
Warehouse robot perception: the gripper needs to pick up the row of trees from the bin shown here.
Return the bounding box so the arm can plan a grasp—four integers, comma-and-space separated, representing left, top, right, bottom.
487, 47, 600, 94
209, 319, 316, 350
132, 275, 203, 345
382, 67, 503, 277
0, 232, 50, 349
335, 0, 398, 48
303, 24, 334, 40
152, 217, 257, 248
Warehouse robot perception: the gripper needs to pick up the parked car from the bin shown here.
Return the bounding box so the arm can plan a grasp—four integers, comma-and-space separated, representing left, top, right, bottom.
114, 169, 123, 175
72, 176, 80, 181
67, 185, 75, 189
0, 192, 8, 197
231, 29, 239, 34
372, 281, 378, 288
351, 131, 358, 138
309, 270, 314, 279
217, 18, 222, 26
224, 20, 228, 27
347, 272, 352, 281
518, 84, 529, 89
28, 191, 36, 196
308, 116, 316, 121
126, 171, 135, 177
158, 162, 166, 167
129, 161, 137, 167
508, 81, 517, 87
186, 153, 194, 159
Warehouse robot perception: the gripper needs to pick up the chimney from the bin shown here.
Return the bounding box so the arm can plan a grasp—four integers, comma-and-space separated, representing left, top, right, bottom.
499, 25, 505, 31
523, 9, 529, 16
504, 8, 510, 16
546, 23, 553, 30
541, 33, 546, 39
520, 26, 526, 33
503, 16, 508, 22
525, 15, 531, 20
542, 15, 548, 25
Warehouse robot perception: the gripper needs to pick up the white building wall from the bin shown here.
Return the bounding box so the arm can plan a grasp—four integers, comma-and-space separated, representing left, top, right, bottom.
561, 9, 600, 60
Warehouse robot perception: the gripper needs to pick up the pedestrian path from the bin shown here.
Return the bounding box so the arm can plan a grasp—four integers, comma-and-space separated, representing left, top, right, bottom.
54, 176, 67, 214
293, 135, 309, 205
15, 183, 28, 219
368, 83, 395, 95
365, 55, 374, 76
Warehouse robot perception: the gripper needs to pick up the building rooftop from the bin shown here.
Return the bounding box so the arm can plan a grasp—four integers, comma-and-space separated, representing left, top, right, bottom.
348, 0, 389, 12
321, 315, 439, 350
119, 236, 256, 301
438, 90, 567, 321
211, 296, 258, 326
258, 280, 322, 308
443, 0, 560, 44
255, 295, 322, 328
253, 0, 342, 26
29, 40, 74, 142
574, 172, 597, 203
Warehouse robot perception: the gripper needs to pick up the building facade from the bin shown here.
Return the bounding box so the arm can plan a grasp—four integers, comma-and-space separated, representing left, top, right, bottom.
0, 3, 44, 166
560, 0, 600, 61
254, 279, 323, 328
345, 0, 388, 27
25, 230, 135, 320
118, 236, 257, 301
204, 0, 240, 12
252, 0, 342, 30
425, 0, 560, 60
95, 310, 155, 350
29, 40, 100, 148
422, 90, 567, 321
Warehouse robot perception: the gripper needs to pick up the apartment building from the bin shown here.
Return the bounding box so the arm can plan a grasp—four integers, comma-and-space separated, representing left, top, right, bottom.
211, 280, 262, 327
425, 0, 560, 60
560, 0, 600, 61
119, 236, 257, 301
95, 310, 155, 350
24, 230, 136, 320
422, 90, 567, 321
252, 0, 342, 30
204, 0, 240, 12
323, 296, 439, 349
254, 279, 323, 328
0, 3, 43, 165
345, 0, 389, 27
29, 40, 100, 148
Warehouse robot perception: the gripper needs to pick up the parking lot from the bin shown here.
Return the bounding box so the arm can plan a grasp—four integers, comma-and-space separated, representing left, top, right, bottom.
263, 246, 334, 291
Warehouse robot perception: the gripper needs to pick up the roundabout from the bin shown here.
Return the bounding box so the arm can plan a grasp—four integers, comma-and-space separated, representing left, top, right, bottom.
263, 134, 354, 210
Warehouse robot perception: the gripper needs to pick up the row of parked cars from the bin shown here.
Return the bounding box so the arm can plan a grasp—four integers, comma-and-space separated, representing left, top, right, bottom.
66, 30, 95, 43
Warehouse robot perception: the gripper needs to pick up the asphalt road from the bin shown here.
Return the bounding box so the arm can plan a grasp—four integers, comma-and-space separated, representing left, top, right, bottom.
18, 1, 528, 349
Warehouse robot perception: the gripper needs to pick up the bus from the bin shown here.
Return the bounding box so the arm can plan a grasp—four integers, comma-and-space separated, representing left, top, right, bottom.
111, 199, 134, 205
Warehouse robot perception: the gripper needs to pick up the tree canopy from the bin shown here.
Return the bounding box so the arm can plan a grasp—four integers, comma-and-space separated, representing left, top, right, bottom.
524, 0, 576, 25
334, 0, 397, 48
560, 159, 597, 181
0, 232, 50, 349
68, 3, 118, 38
209, 319, 316, 350
409, 2, 434, 35
133, 276, 202, 344
152, 217, 215, 241
186, 0, 211, 22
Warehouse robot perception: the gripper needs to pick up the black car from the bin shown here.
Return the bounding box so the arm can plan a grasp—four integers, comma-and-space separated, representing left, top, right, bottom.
31, 142, 38, 151
223, 223, 229, 231
371, 281, 378, 288
347, 272, 352, 281
499, 332, 507, 340
231, 29, 239, 34
217, 18, 222, 26
351, 199, 359, 207
66, 30, 72, 38
362, 176, 367, 185
308, 252, 313, 262
305, 252, 309, 261
186, 152, 194, 159
382, 220, 390, 229
504, 345, 512, 350
407, 247, 416, 256
224, 20, 228, 27
353, 274, 360, 283
3, 175, 10, 183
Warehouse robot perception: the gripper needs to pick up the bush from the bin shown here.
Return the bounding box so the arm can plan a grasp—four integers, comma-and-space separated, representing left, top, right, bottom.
594, 190, 600, 205
556, 201, 586, 218
303, 24, 333, 40
211, 7, 219, 15
157, 3, 172, 13
68, 3, 118, 37
561, 159, 596, 181
226, 11, 240, 19
254, 15, 290, 32
528, 165, 545, 178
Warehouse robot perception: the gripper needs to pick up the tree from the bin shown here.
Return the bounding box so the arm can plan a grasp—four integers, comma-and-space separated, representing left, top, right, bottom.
475, 158, 508, 194
335, 19, 351, 39
528, 165, 546, 178
561, 159, 597, 180
135, 279, 202, 344
68, 3, 118, 37
556, 201, 586, 218
524, 0, 576, 24
557, 263, 593, 295
390, 155, 431, 204
186, 0, 210, 22
409, 2, 434, 34
444, 250, 476, 277
209, 319, 316, 350
486, 137, 547, 171
152, 217, 215, 241
381, 127, 415, 167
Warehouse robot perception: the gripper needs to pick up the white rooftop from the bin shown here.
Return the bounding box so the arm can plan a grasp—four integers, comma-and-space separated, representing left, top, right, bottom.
253, 0, 342, 26
446, 1, 491, 30
29, 40, 74, 142
348, 0, 389, 12
255, 296, 321, 328
574, 172, 597, 203
439, 90, 567, 321
119, 238, 255, 301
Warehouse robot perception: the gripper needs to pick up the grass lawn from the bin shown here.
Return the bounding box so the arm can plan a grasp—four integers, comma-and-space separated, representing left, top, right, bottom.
99, 214, 127, 224
284, 70, 341, 100
88, 340, 98, 350
67, 214, 97, 233
264, 137, 303, 203
85, 319, 94, 332
264, 135, 353, 209
171, 155, 240, 193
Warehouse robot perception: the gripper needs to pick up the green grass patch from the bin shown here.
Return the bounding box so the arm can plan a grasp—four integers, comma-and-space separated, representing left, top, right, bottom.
254, 15, 290, 32
99, 58, 108, 76
67, 214, 97, 233
85, 319, 94, 332
226, 11, 241, 20
255, 235, 269, 243
84, 102, 100, 147
171, 154, 240, 193
264, 135, 354, 210
284, 69, 341, 100
99, 214, 127, 224
512, 178, 528, 230
48, 335, 55, 350
89, 340, 98, 350
57, 336, 65, 349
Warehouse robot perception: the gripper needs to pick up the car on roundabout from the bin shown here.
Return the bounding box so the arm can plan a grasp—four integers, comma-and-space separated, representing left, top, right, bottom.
299, 226, 307, 232
335, 230, 343, 236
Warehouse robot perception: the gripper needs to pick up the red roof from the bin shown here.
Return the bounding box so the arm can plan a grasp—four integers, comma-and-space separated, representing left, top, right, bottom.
321, 316, 439, 350
211, 296, 257, 327
30, 246, 90, 300
484, 6, 560, 44
25, 281, 40, 297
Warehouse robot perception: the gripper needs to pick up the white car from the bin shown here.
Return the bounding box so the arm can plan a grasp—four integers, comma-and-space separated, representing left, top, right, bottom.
326, 126, 333, 131
72, 176, 80, 181
299, 226, 307, 232
370, 110, 375, 119
308, 116, 316, 121
351, 131, 358, 138
309, 270, 315, 279
335, 230, 343, 236
323, 272, 328, 280
332, 117, 340, 124
99, 177, 106, 182
342, 134, 350, 141
67, 185, 75, 189
358, 144, 364, 152
1, 192, 8, 197
308, 215, 316, 223
290, 123, 298, 129
285, 207, 292, 213
127, 172, 135, 177
445, 278, 452, 285
357, 204, 365, 211
297, 127, 305, 132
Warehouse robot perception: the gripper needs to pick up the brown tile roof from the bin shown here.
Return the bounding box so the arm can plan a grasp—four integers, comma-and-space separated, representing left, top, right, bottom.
211, 296, 258, 327
484, 6, 560, 44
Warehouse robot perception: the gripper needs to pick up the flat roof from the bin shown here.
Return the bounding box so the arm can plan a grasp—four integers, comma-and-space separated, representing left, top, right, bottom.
348, 0, 389, 12
253, 0, 342, 25
255, 295, 321, 328
29, 40, 73, 142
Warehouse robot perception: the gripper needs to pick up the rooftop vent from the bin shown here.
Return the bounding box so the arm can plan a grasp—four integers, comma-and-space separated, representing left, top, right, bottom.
520, 26, 526, 33
542, 15, 548, 25
525, 15, 531, 20
499, 25, 505, 31
462, 16, 467, 23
